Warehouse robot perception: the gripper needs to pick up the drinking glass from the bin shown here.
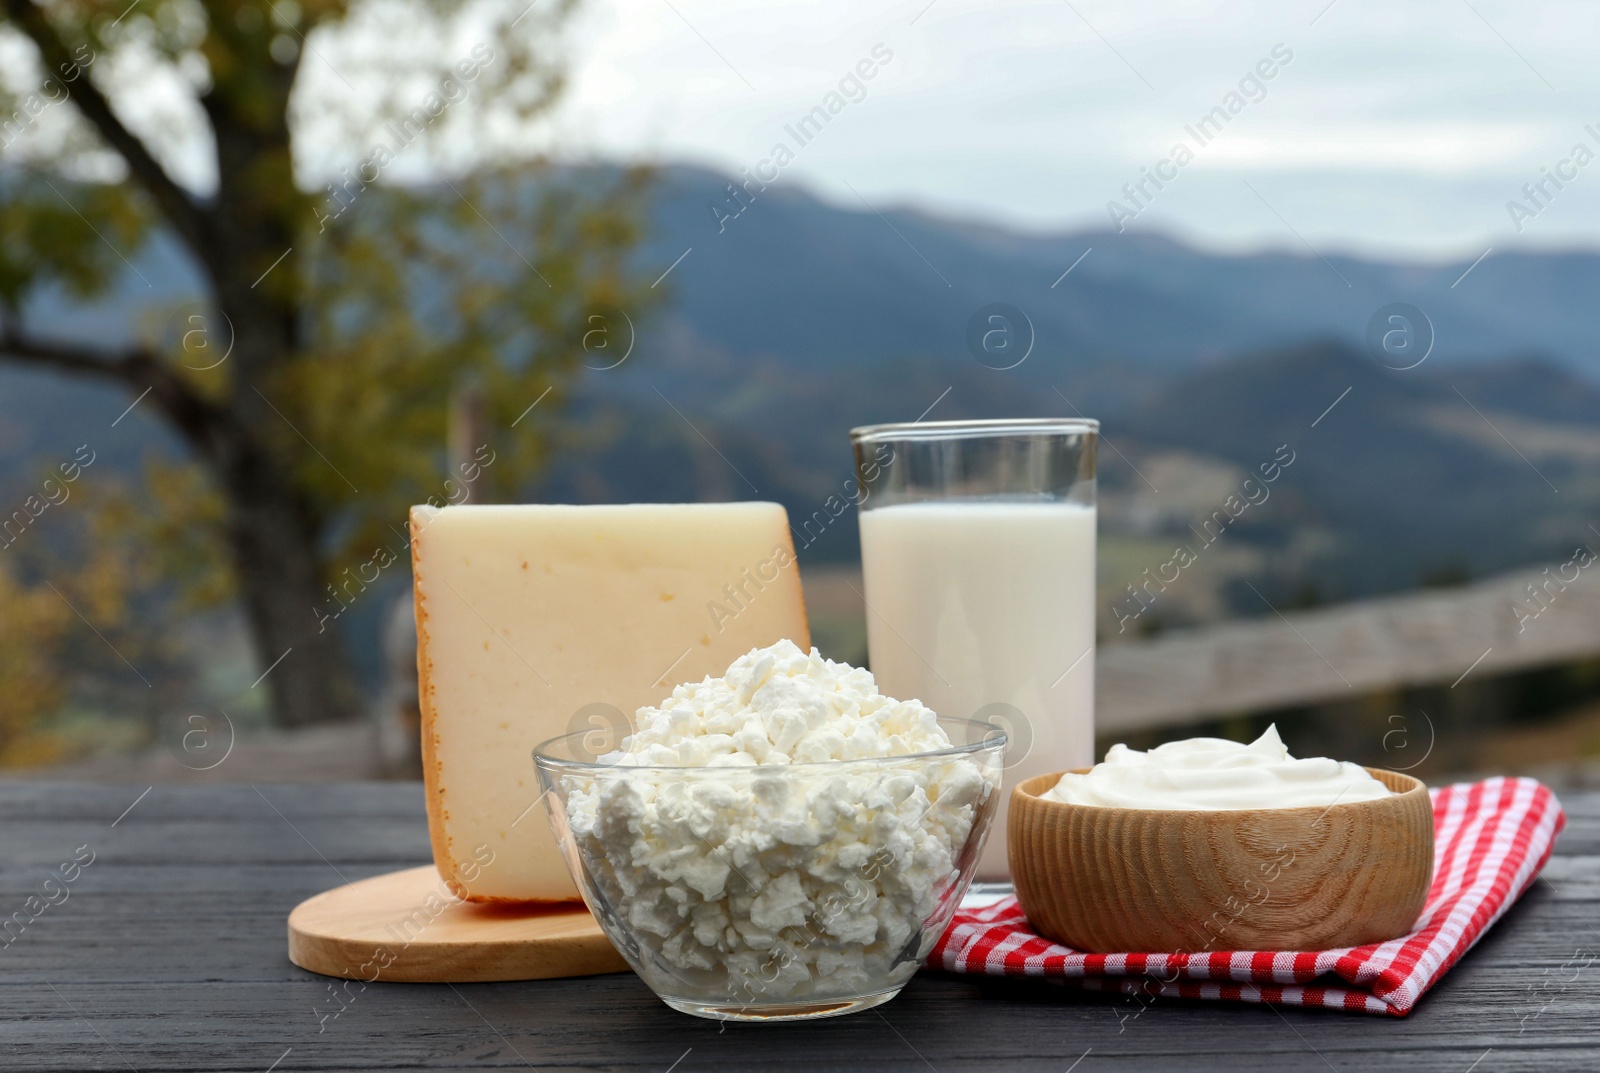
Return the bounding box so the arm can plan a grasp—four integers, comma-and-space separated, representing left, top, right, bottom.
850, 418, 1098, 880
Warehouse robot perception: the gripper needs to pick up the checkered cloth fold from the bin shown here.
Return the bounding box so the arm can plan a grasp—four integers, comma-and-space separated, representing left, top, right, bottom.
928, 777, 1564, 1015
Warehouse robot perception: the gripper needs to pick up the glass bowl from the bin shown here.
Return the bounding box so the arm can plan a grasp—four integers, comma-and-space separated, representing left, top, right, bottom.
533, 717, 1005, 1021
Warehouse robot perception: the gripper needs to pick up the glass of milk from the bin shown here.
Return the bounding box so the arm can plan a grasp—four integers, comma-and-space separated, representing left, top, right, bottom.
850, 419, 1097, 881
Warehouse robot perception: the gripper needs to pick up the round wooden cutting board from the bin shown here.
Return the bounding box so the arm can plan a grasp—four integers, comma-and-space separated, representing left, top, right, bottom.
288, 865, 629, 983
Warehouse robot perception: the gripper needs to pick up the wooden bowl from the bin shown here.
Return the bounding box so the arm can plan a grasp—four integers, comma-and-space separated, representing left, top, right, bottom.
1009, 768, 1433, 953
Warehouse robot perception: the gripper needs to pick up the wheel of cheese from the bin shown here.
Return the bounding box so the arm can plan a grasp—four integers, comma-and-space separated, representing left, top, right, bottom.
408, 502, 810, 903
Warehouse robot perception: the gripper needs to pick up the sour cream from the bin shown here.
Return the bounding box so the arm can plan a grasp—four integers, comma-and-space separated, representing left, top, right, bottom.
1042, 725, 1393, 810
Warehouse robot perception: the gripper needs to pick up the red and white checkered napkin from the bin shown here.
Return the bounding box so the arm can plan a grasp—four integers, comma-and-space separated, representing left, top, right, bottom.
929, 777, 1565, 1016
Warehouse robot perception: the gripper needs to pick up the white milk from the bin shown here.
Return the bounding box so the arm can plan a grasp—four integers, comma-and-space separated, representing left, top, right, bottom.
858, 500, 1096, 879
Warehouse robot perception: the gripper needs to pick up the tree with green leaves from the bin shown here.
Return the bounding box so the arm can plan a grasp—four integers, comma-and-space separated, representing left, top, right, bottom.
0, 0, 648, 728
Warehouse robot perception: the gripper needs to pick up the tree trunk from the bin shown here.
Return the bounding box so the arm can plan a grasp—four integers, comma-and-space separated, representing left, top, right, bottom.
219, 445, 362, 728
202, 104, 347, 727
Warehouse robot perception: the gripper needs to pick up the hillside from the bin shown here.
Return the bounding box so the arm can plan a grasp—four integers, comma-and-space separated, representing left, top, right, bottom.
4, 164, 1600, 598
631, 166, 1600, 376
1105, 342, 1600, 607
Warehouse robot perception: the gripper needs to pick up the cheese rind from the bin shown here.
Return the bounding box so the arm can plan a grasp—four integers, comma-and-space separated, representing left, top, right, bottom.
409, 502, 809, 903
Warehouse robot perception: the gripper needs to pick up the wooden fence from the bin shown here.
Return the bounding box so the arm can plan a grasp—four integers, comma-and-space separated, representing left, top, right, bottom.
1097, 562, 1600, 733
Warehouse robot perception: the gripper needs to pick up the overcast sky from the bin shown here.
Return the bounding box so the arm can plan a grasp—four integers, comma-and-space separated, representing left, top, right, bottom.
535, 0, 1600, 261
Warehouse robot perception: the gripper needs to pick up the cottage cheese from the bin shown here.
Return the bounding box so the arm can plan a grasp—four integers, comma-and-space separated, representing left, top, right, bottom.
561, 640, 997, 1005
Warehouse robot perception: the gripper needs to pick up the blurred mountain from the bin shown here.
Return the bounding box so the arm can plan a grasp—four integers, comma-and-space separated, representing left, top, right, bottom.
1107, 340, 1600, 603
623, 164, 1600, 386
6, 163, 1600, 594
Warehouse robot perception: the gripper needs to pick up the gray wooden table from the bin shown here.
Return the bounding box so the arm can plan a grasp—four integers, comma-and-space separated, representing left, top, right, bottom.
3, 781, 1595, 1072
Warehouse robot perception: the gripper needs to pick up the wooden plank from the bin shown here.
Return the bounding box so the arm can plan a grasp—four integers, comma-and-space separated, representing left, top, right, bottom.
0, 782, 1594, 1072
0, 868, 1589, 984
0, 779, 429, 819
3, 970, 1598, 1071
1100, 564, 1600, 733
